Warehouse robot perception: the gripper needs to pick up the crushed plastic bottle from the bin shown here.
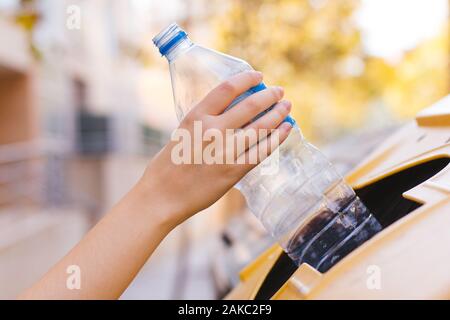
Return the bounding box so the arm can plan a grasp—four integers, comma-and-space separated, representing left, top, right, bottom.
153, 23, 382, 272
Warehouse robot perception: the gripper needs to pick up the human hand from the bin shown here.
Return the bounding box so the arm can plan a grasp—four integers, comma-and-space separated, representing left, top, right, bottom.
138, 71, 292, 228
18, 71, 293, 300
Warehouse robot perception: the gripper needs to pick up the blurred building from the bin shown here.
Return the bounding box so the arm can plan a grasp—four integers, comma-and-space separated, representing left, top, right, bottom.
34, 0, 169, 212
0, 14, 87, 298
0, 0, 169, 298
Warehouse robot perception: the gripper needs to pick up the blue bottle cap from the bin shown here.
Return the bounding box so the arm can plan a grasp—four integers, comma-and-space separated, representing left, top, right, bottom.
153, 23, 188, 56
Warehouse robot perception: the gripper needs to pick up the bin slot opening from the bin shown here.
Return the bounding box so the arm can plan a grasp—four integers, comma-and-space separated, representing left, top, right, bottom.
254, 252, 297, 300
355, 157, 449, 227
253, 157, 449, 300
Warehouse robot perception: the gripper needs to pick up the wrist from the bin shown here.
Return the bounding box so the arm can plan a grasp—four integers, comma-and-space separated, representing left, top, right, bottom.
131, 174, 183, 233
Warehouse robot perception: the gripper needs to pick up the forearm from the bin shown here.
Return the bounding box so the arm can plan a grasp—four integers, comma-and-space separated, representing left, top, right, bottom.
19, 178, 176, 300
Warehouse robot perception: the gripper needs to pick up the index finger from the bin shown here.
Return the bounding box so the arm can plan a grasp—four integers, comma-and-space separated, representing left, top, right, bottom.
197, 71, 263, 115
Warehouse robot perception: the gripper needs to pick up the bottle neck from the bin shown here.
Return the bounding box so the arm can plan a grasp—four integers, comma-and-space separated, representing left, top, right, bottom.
165, 38, 194, 62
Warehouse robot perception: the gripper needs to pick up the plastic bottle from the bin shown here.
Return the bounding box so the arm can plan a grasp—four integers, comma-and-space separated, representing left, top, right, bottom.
153, 23, 381, 272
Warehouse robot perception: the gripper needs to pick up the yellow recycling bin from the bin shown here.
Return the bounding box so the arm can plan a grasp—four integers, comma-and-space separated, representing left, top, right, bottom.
227, 95, 450, 300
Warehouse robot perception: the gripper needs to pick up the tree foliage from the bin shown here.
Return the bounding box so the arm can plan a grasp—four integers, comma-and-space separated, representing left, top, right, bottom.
214, 0, 448, 142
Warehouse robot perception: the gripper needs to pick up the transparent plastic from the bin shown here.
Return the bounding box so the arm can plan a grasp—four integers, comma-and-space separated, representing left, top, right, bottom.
153, 23, 382, 272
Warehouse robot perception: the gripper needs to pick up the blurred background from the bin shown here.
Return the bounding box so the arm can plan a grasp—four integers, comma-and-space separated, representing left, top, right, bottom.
0, 0, 448, 299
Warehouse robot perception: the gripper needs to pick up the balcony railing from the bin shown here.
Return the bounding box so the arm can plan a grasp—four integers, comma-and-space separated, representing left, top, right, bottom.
0, 139, 70, 208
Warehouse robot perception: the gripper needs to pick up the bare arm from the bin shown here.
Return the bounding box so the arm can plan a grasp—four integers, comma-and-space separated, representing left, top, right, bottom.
19, 179, 175, 299
19, 71, 292, 299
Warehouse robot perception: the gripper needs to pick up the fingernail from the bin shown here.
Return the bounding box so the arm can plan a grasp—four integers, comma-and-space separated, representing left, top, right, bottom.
252, 71, 263, 80
280, 122, 292, 132
281, 100, 291, 111
276, 86, 284, 97
276, 100, 290, 112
